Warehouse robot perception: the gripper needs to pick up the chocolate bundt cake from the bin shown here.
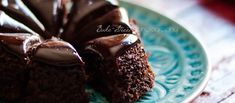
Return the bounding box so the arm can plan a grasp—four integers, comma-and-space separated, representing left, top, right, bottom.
0, 0, 155, 103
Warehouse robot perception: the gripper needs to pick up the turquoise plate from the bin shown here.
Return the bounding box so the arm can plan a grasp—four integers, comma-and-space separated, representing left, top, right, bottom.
88, 1, 211, 103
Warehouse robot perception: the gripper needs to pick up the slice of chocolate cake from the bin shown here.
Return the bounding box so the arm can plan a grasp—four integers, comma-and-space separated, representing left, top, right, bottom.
0, 33, 40, 102
81, 34, 155, 103
21, 38, 88, 103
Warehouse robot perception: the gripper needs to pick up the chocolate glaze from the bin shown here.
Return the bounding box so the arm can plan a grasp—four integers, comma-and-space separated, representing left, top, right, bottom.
85, 34, 139, 58
0, 33, 40, 58
0, 0, 134, 66
27, 37, 84, 66
22, 0, 65, 35
62, 7, 132, 47
78, 8, 132, 43
0, 11, 35, 33
63, 0, 118, 33
0, 0, 46, 37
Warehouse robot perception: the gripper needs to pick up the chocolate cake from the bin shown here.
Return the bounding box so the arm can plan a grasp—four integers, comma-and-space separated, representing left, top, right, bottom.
0, 0, 155, 103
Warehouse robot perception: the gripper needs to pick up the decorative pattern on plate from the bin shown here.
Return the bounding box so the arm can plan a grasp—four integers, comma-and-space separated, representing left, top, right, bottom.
88, 1, 209, 103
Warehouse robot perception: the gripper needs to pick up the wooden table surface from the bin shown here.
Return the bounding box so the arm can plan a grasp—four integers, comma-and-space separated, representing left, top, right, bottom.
123, 0, 235, 103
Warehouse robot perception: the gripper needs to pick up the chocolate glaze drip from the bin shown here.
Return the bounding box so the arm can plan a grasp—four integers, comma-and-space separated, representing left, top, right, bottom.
63, 0, 118, 34
1, 0, 134, 66
22, 0, 65, 35
62, 0, 132, 46
0, 0, 46, 37
28, 38, 84, 66
0, 11, 35, 33
63, 7, 132, 47
0, 33, 40, 57
85, 34, 139, 57
78, 8, 132, 43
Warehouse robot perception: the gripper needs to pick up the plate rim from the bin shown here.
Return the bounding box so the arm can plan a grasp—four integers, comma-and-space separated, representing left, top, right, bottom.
119, 1, 212, 103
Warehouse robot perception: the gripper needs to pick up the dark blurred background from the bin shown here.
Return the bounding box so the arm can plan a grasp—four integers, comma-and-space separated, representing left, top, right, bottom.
199, 0, 235, 25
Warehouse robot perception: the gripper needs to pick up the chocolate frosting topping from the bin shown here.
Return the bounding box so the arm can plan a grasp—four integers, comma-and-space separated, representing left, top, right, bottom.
0, 11, 35, 33
0, 33, 40, 57
75, 7, 132, 44
22, 0, 65, 35
28, 38, 84, 66
0, 0, 137, 66
0, 0, 46, 36
85, 34, 139, 57
62, 0, 132, 46
64, 0, 118, 33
